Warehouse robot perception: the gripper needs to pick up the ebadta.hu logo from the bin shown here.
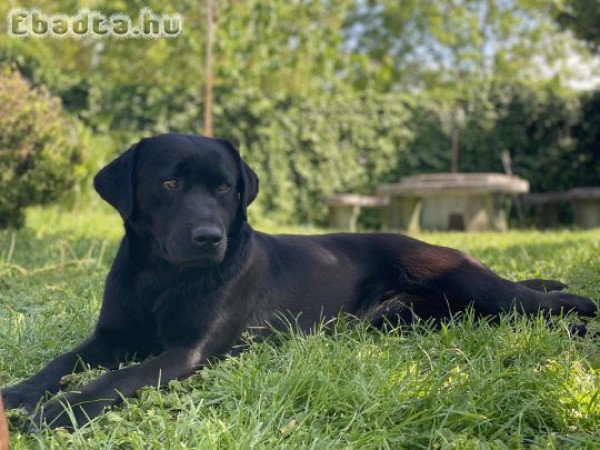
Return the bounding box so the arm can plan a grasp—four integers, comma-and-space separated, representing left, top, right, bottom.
7, 8, 183, 39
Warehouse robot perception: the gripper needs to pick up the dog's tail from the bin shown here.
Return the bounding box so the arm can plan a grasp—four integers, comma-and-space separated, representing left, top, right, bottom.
0, 392, 8, 450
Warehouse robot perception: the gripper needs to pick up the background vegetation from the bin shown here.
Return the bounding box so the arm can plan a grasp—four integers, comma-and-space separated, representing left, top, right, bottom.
0, 67, 85, 228
0, 0, 599, 226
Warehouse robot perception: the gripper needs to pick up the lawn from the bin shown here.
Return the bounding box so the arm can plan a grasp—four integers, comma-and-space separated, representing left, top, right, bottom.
1, 206, 599, 449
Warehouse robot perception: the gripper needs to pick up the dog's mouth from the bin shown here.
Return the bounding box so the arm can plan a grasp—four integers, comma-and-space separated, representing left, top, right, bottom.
172, 254, 224, 268
159, 241, 227, 268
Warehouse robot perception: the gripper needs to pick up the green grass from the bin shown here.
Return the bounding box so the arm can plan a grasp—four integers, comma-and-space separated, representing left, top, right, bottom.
1, 206, 599, 449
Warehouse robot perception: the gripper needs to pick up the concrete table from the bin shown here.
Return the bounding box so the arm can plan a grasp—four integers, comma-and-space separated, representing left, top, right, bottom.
378, 173, 529, 232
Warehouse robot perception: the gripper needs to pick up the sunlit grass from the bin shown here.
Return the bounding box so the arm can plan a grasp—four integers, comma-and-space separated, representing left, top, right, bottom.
0, 206, 599, 448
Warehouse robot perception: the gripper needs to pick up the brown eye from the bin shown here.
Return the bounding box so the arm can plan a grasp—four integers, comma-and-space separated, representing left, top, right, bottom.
217, 182, 231, 193
163, 179, 179, 190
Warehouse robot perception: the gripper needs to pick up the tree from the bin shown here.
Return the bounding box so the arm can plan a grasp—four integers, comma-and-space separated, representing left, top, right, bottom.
214, 0, 351, 95
555, 0, 600, 52
343, 0, 592, 91
0, 0, 353, 147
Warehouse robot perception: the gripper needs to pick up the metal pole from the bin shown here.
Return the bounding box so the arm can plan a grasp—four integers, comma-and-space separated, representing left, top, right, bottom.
500, 149, 525, 226
451, 128, 459, 173
203, 0, 214, 137
451, 105, 464, 174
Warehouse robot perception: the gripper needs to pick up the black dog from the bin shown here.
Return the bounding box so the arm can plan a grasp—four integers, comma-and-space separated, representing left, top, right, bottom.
3, 133, 597, 429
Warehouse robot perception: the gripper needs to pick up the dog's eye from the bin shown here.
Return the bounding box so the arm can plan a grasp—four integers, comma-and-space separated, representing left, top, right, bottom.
217, 182, 231, 193
163, 179, 179, 190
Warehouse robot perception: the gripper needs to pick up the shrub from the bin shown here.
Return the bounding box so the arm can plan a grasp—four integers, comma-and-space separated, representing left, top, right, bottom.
0, 66, 84, 228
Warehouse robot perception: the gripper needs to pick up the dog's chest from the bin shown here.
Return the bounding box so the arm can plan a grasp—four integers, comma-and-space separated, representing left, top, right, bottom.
129, 268, 178, 339
133, 268, 175, 308
132, 269, 228, 347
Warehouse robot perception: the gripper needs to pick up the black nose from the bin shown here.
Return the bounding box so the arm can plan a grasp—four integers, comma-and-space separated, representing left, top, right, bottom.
191, 225, 222, 248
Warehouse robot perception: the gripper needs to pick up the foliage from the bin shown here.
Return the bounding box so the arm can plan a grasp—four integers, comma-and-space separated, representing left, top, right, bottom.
0, 0, 352, 147
214, 89, 414, 224
489, 83, 598, 191
574, 90, 600, 186
1, 209, 599, 448
0, 0, 206, 147
1, 0, 594, 145
408, 81, 597, 193
343, 0, 588, 91
555, 0, 600, 52
0, 66, 85, 228
212, 82, 597, 225
215, 0, 352, 95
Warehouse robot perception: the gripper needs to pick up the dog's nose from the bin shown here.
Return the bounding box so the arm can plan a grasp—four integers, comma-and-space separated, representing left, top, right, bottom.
191, 225, 222, 248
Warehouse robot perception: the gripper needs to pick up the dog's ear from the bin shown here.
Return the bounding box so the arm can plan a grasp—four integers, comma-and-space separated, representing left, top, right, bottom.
217, 139, 259, 221
93, 143, 138, 220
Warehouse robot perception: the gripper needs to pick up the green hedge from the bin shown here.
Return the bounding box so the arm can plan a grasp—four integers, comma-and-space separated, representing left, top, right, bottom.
209, 84, 598, 225
213, 90, 415, 224
405, 84, 598, 192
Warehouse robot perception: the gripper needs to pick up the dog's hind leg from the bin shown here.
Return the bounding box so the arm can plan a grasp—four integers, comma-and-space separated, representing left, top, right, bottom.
361, 293, 453, 330
399, 244, 597, 318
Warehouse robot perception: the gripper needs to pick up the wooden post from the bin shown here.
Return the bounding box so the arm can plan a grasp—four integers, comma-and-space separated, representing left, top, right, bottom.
203, 0, 214, 137
0, 393, 8, 450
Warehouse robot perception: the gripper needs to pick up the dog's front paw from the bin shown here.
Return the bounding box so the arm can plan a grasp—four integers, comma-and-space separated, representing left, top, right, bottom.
29, 399, 73, 432
29, 392, 112, 431
2, 383, 46, 413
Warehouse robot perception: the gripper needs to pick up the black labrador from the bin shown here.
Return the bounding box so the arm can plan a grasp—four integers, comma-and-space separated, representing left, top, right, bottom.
3, 133, 597, 429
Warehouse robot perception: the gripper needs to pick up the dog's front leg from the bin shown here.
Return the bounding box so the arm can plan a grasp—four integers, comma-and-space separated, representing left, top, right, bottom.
32, 305, 248, 432
30, 345, 203, 430
2, 333, 125, 413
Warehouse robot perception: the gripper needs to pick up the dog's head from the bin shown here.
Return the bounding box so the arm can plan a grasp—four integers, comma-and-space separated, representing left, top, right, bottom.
94, 133, 259, 267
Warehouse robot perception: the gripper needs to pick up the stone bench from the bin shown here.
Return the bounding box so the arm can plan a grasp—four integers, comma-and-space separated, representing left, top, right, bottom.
570, 188, 600, 229
522, 187, 600, 229
325, 194, 389, 231
521, 192, 571, 229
